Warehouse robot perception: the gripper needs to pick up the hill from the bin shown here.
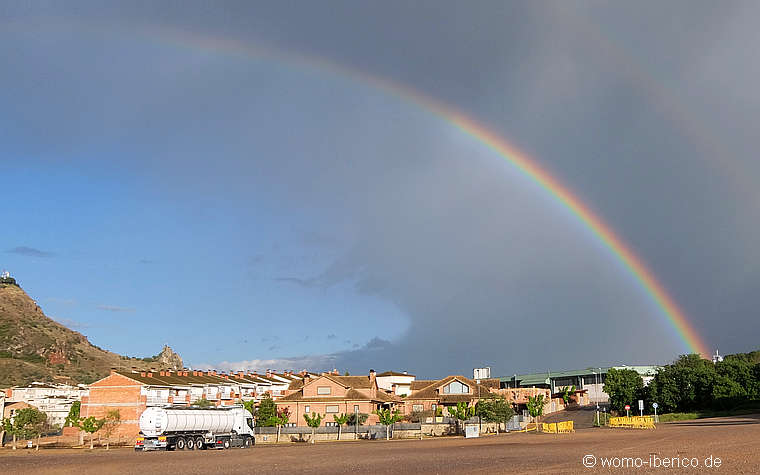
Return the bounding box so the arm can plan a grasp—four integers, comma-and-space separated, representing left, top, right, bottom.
0, 281, 182, 387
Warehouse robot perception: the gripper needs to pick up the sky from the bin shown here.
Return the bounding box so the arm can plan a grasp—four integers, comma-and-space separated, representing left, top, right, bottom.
2, 1, 759, 378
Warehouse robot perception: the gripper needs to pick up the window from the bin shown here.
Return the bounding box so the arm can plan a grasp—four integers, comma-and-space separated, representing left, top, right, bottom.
431, 404, 437, 412
305, 405, 310, 413
443, 381, 469, 394
317, 386, 331, 395
413, 404, 424, 412
326, 405, 339, 413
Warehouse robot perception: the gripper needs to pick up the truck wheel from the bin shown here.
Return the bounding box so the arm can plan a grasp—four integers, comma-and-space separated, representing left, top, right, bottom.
195, 436, 205, 450
176, 437, 186, 451
223, 438, 231, 450
243, 437, 252, 448
186, 437, 195, 450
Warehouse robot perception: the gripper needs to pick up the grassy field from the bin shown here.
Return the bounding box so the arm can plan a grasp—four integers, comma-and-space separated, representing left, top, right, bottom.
658, 404, 760, 423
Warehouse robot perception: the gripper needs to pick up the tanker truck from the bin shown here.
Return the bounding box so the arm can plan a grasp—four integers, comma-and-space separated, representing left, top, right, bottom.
135, 405, 255, 451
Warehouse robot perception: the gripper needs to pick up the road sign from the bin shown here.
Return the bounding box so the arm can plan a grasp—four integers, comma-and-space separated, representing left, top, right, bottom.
652, 402, 658, 409
624, 405, 630, 410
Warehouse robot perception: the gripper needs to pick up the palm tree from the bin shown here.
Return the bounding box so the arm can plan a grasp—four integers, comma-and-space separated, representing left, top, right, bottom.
333, 413, 350, 441
303, 413, 324, 444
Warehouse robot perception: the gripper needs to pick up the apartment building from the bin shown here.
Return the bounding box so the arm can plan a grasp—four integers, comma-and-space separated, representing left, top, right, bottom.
4, 382, 87, 428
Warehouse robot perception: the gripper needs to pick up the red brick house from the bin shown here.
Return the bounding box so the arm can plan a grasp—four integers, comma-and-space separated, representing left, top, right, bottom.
275, 370, 401, 427
402, 375, 493, 416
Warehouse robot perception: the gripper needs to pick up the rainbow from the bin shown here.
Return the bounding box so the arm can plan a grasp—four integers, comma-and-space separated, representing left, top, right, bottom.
17, 20, 706, 356
143, 26, 710, 357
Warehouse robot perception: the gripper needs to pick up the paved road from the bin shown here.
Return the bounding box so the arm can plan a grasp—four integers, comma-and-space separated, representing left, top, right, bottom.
2, 415, 758, 474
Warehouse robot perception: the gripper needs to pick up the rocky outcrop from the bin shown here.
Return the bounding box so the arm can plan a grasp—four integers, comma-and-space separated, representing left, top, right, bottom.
156, 345, 184, 370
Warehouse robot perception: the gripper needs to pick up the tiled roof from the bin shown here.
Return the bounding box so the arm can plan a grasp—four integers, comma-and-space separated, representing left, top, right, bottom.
114, 371, 229, 387
407, 375, 491, 401
277, 374, 402, 404
297, 374, 374, 389
410, 380, 437, 391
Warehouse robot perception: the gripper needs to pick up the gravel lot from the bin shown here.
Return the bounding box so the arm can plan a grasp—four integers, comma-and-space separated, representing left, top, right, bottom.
2, 414, 758, 474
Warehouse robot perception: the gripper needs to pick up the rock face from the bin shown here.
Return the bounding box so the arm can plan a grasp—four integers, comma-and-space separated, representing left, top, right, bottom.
0, 281, 183, 386
156, 345, 183, 370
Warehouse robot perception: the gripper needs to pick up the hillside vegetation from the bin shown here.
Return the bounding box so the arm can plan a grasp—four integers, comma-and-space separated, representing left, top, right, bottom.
0, 281, 181, 387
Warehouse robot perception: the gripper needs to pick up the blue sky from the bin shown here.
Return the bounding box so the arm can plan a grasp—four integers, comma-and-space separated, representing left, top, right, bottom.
3, 2, 760, 377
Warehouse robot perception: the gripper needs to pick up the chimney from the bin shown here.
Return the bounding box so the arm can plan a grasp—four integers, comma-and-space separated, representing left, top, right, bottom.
303, 373, 311, 386
333, 368, 339, 375
110, 368, 117, 375
238, 371, 245, 378
159, 370, 165, 377
369, 369, 377, 398
140, 371, 146, 377
147, 372, 153, 378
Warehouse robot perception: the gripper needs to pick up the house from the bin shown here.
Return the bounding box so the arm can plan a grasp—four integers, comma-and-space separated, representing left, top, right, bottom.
275, 370, 401, 427
403, 375, 492, 416
4, 382, 86, 428
375, 371, 415, 396
3, 401, 36, 423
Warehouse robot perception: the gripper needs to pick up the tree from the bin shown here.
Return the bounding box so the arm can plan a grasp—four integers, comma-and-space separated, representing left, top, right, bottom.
274, 407, 290, 443
332, 413, 350, 440
375, 408, 403, 440
303, 413, 323, 444
3, 408, 47, 450
255, 394, 277, 427
347, 412, 368, 426
447, 402, 475, 435
101, 410, 121, 450
191, 398, 213, 408
559, 385, 577, 405
65, 401, 81, 427
526, 394, 545, 432
603, 368, 644, 412
79, 416, 105, 450
476, 394, 514, 431
242, 399, 256, 418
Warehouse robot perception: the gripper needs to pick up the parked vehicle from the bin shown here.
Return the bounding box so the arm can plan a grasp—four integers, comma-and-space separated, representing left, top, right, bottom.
135, 405, 254, 451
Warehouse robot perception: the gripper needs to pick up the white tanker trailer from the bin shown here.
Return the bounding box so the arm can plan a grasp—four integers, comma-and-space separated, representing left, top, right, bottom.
135, 405, 255, 451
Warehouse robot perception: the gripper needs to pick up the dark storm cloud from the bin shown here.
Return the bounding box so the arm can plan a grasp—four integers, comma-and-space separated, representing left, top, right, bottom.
4, 1, 760, 376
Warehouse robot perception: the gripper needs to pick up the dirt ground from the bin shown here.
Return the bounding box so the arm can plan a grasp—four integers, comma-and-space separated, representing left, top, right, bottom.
2, 414, 758, 474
